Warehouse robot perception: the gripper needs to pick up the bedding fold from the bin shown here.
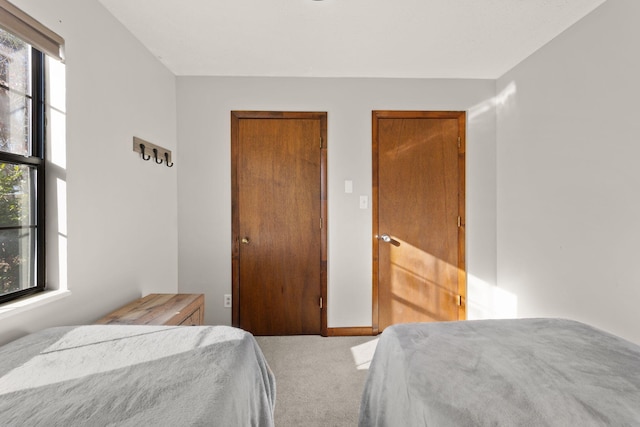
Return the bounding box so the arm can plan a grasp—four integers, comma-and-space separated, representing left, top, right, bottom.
0, 325, 275, 426
359, 318, 640, 426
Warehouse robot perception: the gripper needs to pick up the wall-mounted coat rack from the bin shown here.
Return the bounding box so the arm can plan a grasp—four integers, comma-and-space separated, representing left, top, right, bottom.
133, 136, 174, 167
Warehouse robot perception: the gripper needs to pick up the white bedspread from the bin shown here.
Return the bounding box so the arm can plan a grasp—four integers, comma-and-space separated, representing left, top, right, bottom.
0, 325, 275, 426
360, 318, 640, 426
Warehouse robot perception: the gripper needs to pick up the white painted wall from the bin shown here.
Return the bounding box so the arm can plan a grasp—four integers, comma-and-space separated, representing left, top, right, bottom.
497, 0, 640, 343
4, 0, 635, 348
177, 77, 497, 328
7, 0, 631, 346
0, 0, 178, 345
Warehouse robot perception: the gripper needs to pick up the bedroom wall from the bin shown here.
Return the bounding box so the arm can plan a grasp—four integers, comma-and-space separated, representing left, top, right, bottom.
496, 0, 640, 344
176, 77, 498, 328
0, 0, 178, 345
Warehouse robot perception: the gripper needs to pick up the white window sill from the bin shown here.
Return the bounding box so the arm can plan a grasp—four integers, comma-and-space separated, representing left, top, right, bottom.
0, 290, 71, 321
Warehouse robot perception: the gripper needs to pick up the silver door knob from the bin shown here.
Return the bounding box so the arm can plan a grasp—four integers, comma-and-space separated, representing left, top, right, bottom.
376, 234, 400, 247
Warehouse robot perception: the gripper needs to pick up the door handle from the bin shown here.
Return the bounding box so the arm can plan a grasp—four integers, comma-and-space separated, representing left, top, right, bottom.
376, 234, 400, 247
241, 237, 250, 245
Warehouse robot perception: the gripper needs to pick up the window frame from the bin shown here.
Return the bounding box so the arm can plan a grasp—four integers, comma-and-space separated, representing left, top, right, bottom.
0, 44, 46, 304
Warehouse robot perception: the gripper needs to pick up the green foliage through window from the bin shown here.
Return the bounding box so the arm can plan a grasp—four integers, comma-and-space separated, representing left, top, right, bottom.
0, 26, 44, 303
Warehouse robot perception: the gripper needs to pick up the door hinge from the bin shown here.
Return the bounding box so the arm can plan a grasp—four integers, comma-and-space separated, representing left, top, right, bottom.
457, 136, 461, 148
320, 217, 323, 229
457, 216, 462, 227
320, 297, 323, 309
455, 295, 462, 306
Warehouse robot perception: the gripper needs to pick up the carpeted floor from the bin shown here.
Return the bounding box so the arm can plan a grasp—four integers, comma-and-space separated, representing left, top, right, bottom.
255, 335, 378, 427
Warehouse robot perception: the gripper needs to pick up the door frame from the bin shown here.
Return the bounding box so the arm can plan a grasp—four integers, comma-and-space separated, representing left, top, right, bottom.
231, 111, 328, 336
371, 110, 466, 334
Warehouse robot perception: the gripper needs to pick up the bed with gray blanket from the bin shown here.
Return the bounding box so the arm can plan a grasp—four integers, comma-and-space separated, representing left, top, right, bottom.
0, 325, 276, 426
359, 318, 640, 426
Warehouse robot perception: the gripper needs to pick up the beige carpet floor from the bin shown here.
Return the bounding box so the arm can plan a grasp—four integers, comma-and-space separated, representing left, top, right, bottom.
255, 335, 378, 427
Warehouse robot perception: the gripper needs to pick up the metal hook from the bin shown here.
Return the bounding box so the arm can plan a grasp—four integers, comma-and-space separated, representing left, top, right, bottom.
164, 152, 174, 167
139, 143, 151, 161
153, 148, 163, 164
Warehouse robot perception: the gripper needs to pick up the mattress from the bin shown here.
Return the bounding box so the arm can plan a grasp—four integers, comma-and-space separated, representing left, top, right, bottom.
0, 325, 276, 426
359, 318, 640, 426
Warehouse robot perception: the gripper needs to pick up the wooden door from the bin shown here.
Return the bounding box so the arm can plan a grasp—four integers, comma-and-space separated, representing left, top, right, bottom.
372, 111, 466, 333
231, 111, 327, 336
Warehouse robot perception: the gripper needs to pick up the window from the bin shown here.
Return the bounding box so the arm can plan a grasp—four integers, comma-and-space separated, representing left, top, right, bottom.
0, 27, 45, 304
0, 0, 64, 304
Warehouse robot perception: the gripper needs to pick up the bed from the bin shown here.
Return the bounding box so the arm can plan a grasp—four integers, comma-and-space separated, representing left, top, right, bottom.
0, 325, 276, 426
359, 318, 640, 426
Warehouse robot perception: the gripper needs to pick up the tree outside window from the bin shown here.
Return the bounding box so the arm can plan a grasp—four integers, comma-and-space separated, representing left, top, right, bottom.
0, 27, 44, 303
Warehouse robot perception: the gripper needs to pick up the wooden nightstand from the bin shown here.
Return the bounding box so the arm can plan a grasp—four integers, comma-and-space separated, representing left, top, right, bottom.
95, 293, 205, 326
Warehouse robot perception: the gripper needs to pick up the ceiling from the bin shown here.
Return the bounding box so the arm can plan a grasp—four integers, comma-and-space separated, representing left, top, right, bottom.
98, 0, 607, 79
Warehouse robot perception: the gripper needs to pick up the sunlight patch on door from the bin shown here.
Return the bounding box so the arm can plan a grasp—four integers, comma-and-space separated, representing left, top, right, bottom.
387, 238, 460, 322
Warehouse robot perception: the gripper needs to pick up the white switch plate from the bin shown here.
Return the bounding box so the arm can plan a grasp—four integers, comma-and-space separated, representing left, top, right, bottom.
345, 180, 353, 193
359, 195, 368, 209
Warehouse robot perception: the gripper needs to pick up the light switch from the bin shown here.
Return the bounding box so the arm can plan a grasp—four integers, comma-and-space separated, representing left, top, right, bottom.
345, 180, 353, 194
359, 195, 368, 209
